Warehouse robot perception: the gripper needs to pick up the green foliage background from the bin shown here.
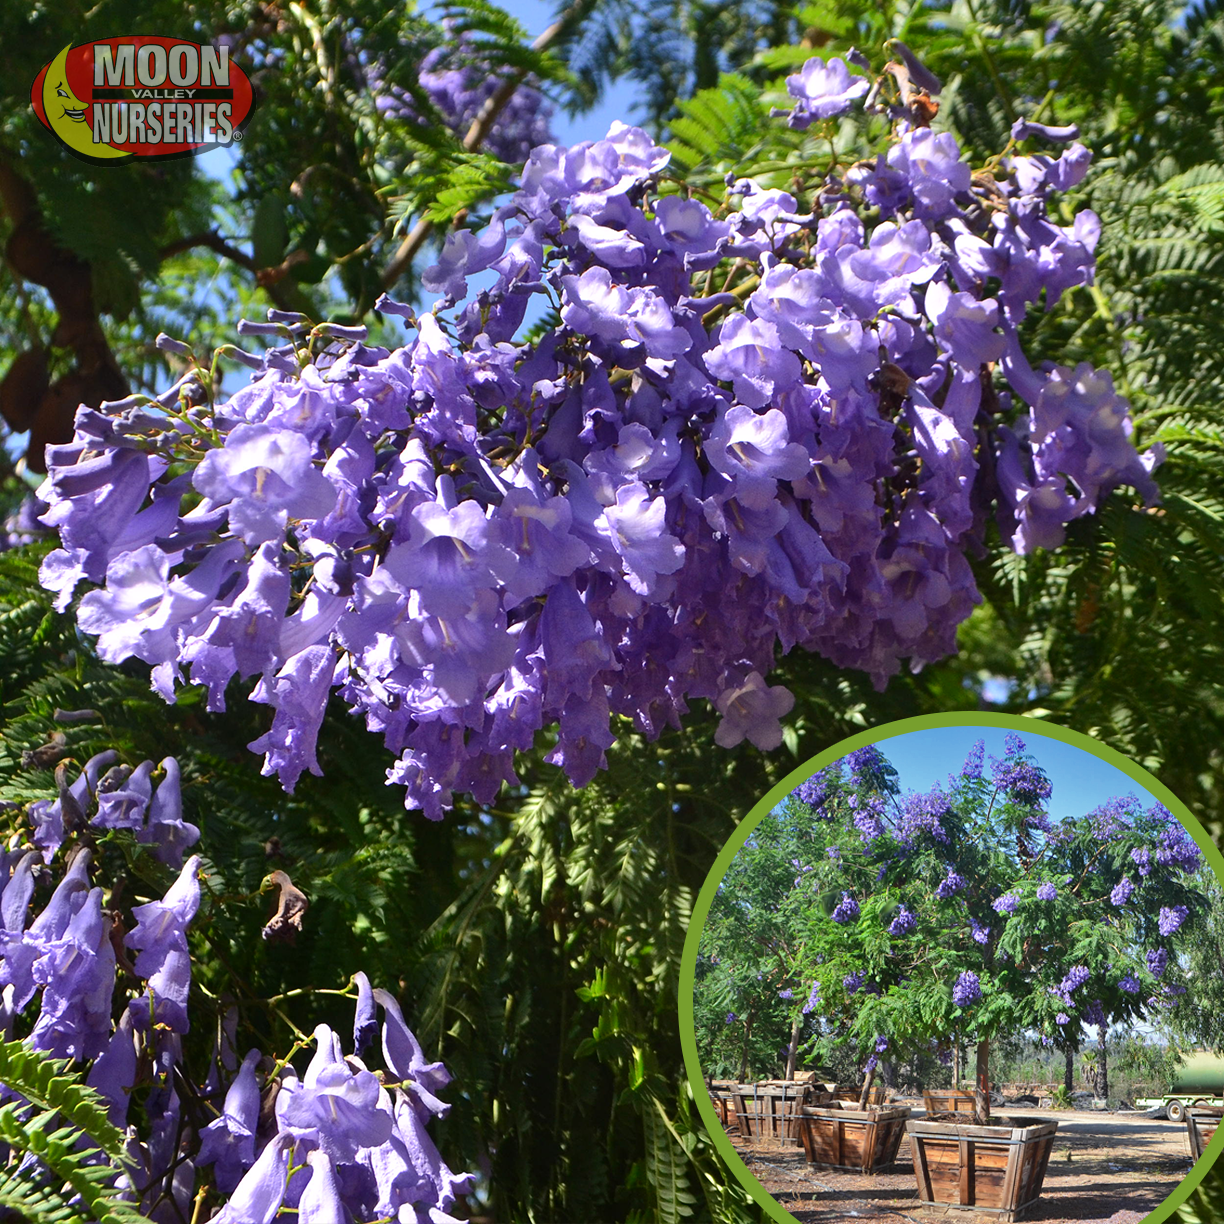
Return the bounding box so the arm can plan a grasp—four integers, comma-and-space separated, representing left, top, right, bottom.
3, 0, 1224, 1221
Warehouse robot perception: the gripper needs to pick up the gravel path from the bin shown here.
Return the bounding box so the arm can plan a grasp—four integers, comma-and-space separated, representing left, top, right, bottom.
729, 1105, 1195, 1224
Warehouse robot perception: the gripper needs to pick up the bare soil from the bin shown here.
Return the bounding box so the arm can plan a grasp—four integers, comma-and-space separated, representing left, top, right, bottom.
729, 1103, 1196, 1224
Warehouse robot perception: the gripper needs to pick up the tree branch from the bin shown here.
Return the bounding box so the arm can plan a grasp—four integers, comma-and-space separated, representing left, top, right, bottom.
157, 231, 306, 313
158, 231, 257, 270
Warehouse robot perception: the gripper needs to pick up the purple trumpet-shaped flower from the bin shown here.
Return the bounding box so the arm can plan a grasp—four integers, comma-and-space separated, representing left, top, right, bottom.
374, 987, 453, 1101
93, 760, 155, 831
713, 671, 795, 751
0, 849, 93, 1014
888, 907, 917, 936
248, 645, 339, 793
212, 1132, 294, 1224
87, 1006, 138, 1126
704, 315, 802, 410
137, 758, 200, 867
1036, 882, 1058, 901
783, 56, 869, 127
1110, 877, 1135, 906
197, 1049, 262, 1193
278, 1025, 394, 1161
29, 885, 116, 1061
125, 854, 201, 1033
297, 1149, 348, 1224
193, 423, 338, 544
1158, 905, 1189, 936
353, 970, 378, 1056
992, 892, 1020, 915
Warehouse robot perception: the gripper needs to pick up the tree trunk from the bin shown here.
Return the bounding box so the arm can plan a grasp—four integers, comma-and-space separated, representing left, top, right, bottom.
858, 1061, 878, 1110
1097, 1026, 1108, 1101
784, 1016, 802, 1081
739, 1014, 753, 1083
883, 1058, 897, 1090
1064, 1045, 1073, 1094
974, 1037, 991, 1126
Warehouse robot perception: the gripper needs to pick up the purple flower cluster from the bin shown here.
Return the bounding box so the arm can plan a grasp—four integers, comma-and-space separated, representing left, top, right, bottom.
989, 749, 1052, 806
367, 29, 554, 164
1088, 795, 1140, 840
888, 906, 917, 936
793, 770, 832, 811
1131, 847, 1152, 877
1083, 999, 1107, 1028
875, 1034, 889, 1053
802, 982, 820, 1014
1118, 973, 1140, 994
206, 986, 472, 1224
992, 892, 1020, 915
38, 63, 1160, 820
1110, 877, 1135, 906
969, 917, 990, 944
898, 789, 952, 844
952, 970, 981, 1007
0, 755, 201, 1068
843, 970, 865, 993
935, 869, 965, 899
831, 892, 860, 924
1158, 905, 1189, 936
854, 801, 886, 844
1146, 947, 1169, 977
779, 988, 794, 999
726, 1011, 737, 1023
961, 740, 985, 780
843, 746, 894, 790
27, 752, 197, 867
1036, 882, 1058, 901
1153, 815, 1202, 872
1059, 965, 1090, 995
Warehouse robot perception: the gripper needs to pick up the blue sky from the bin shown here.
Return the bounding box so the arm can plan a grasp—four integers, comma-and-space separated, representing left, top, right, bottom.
873, 725, 1159, 823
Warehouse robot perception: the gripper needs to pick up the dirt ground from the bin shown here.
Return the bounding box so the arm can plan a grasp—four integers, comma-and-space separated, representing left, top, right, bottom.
730, 1102, 1196, 1224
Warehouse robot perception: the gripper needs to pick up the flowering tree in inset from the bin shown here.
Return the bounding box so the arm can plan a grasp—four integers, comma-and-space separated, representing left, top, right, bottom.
784, 735, 1208, 1123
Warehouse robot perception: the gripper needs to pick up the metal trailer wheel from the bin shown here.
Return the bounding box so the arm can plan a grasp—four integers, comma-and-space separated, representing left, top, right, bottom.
1167, 1099, 1186, 1122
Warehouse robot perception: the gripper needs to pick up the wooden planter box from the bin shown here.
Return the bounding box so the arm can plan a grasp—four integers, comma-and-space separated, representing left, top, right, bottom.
799, 1103, 911, 1173
906, 1118, 1059, 1221
1187, 1106, 1223, 1161
827, 1086, 887, 1106
708, 1088, 734, 1127
732, 1082, 808, 1146
923, 1088, 979, 1116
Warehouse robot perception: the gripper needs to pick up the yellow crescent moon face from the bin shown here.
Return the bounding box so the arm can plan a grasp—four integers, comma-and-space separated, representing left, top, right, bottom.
41, 45, 128, 160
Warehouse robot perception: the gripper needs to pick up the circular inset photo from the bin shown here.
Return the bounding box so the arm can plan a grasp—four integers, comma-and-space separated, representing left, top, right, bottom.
680, 715, 1224, 1224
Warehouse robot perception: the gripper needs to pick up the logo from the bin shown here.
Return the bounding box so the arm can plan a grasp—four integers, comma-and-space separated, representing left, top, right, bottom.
31, 37, 256, 165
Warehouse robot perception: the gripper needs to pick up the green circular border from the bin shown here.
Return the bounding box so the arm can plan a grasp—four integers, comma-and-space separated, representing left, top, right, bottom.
679, 712, 1224, 1224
